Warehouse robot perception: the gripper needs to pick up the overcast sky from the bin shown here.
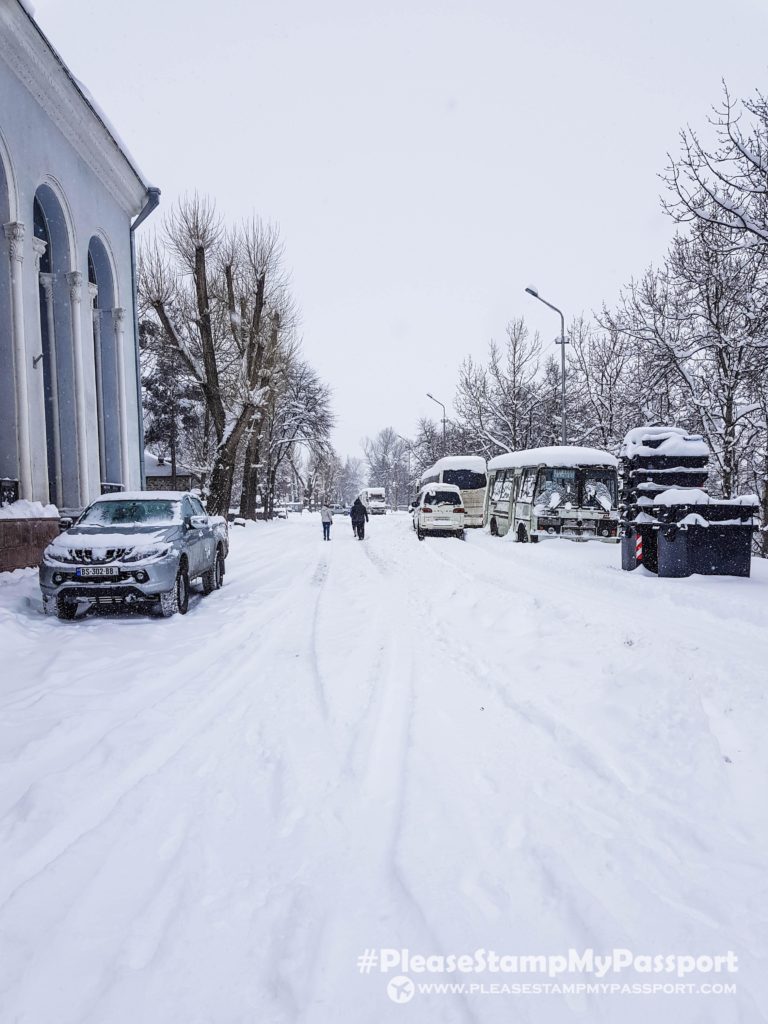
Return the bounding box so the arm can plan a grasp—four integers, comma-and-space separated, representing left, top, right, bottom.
31, 0, 768, 459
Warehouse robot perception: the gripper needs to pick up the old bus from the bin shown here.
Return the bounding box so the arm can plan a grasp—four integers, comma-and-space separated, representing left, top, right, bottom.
419, 456, 487, 527
484, 446, 619, 542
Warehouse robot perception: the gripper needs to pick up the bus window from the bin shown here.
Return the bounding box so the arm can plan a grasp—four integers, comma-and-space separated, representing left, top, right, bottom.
499, 474, 513, 502
491, 471, 506, 502
534, 468, 577, 509
519, 468, 537, 503
443, 469, 487, 491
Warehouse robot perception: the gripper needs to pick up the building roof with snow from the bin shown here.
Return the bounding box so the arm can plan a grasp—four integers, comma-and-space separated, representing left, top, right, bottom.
420, 455, 487, 483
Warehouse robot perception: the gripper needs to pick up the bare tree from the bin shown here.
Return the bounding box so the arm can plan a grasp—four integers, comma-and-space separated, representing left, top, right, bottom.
139, 195, 294, 515
608, 218, 767, 496
664, 83, 768, 251
455, 318, 541, 453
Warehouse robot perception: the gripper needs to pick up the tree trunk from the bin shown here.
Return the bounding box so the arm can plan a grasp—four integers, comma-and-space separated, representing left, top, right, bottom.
267, 464, 278, 518
239, 426, 260, 518
207, 406, 254, 516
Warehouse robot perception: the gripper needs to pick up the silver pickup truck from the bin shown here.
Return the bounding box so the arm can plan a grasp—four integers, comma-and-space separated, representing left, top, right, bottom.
40, 491, 228, 620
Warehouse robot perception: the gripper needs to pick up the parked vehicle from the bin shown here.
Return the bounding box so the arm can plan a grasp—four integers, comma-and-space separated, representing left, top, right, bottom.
412, 483, 466, 540
40, 491, 229, 619
419, 456, 487, 527
361, 487, 387, 515
484, 446, 619, 543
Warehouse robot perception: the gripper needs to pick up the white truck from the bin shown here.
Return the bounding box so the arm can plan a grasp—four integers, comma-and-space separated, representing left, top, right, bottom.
361, 487, 387, 515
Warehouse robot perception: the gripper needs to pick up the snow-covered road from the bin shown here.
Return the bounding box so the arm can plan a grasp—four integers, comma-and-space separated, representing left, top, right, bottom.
1, 514, 766, 1024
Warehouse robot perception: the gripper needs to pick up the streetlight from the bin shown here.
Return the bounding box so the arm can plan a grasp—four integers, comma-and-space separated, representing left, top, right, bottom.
525, 284, 568, 445
395, 433, 413, 479
426, 393, 447, 454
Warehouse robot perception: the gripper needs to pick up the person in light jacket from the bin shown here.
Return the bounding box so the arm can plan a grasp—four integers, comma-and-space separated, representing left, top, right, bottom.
350, 496, 368, 540
320, 502, 333, 541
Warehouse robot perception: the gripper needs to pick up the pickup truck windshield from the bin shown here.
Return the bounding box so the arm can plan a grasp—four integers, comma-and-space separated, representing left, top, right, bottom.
80, 500, 180, 525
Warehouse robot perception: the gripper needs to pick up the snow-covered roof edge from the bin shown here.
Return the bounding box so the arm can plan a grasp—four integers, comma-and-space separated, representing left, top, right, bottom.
12, 0, 150, 195
418, 482, 463, 494
488, 446, 618, 472
420, 455, 487, 482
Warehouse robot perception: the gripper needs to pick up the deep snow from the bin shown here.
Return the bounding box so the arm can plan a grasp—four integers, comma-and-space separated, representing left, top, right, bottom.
0, 515, 766, 1024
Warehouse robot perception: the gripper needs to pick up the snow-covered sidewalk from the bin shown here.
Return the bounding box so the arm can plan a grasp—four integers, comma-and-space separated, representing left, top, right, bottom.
0, 515, 766, 1023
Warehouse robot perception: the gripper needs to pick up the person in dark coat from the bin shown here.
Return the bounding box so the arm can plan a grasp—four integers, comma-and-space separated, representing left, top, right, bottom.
350, 496, 369, 539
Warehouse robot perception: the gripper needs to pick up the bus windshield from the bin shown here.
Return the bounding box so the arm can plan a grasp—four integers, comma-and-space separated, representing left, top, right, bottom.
443, 469, 487, 491
582, 469, 617, 510
533, 466, 617, 511
534, 468, 578, 510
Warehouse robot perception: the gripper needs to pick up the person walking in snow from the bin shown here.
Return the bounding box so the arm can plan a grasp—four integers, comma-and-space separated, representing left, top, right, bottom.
320, 502, 333, 541
350, 496, 368, 540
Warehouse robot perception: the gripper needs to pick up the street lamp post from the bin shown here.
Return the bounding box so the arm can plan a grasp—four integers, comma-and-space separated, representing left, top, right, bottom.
395, 434, 416, 503
395, 434, 412, 479
525, 285, 568, 445
426, 393, 447, 455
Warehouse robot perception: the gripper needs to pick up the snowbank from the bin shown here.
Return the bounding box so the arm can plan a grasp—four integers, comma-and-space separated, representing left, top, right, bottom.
0, 500, 58, 520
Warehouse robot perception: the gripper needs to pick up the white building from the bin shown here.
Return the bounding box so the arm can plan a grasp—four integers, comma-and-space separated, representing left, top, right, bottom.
0, 0, 158, 510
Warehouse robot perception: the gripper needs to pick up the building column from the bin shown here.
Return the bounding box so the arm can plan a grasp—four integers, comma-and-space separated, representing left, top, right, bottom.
113, 307, 130, 488
88, 283, 106, 487
67, 270, 90, 505
38, 266, 63, 505
3, 221, 32, 500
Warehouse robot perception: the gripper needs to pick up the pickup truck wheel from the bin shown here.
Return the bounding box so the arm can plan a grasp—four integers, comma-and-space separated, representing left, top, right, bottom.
160, 566, 189, 617
56, 596, 78, 620
202, 548, 224, 595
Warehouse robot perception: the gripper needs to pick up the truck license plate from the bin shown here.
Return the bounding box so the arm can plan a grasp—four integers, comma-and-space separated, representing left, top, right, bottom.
75, 566, 119, 577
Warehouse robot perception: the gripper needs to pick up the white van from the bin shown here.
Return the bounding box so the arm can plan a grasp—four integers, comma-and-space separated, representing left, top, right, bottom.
484, 446, 619, 542
419, 456, 487, 527
412, 483, 466, 540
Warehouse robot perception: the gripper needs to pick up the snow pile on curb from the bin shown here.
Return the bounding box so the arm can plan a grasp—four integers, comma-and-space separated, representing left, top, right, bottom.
0, 500, 58, 520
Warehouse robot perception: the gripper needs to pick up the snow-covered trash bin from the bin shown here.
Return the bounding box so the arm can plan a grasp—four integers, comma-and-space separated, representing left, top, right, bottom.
619, 426, 758, 577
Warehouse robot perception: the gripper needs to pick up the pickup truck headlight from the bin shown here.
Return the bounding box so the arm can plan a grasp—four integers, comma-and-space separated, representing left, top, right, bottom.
122, 545, 172, 563
43, 547, 73, 565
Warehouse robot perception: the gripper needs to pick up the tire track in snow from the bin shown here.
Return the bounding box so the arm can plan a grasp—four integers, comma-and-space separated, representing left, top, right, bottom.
294, 530, 482, 1024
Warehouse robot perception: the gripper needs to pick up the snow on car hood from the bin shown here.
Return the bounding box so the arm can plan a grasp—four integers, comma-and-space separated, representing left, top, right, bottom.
47, 524, 180, 552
